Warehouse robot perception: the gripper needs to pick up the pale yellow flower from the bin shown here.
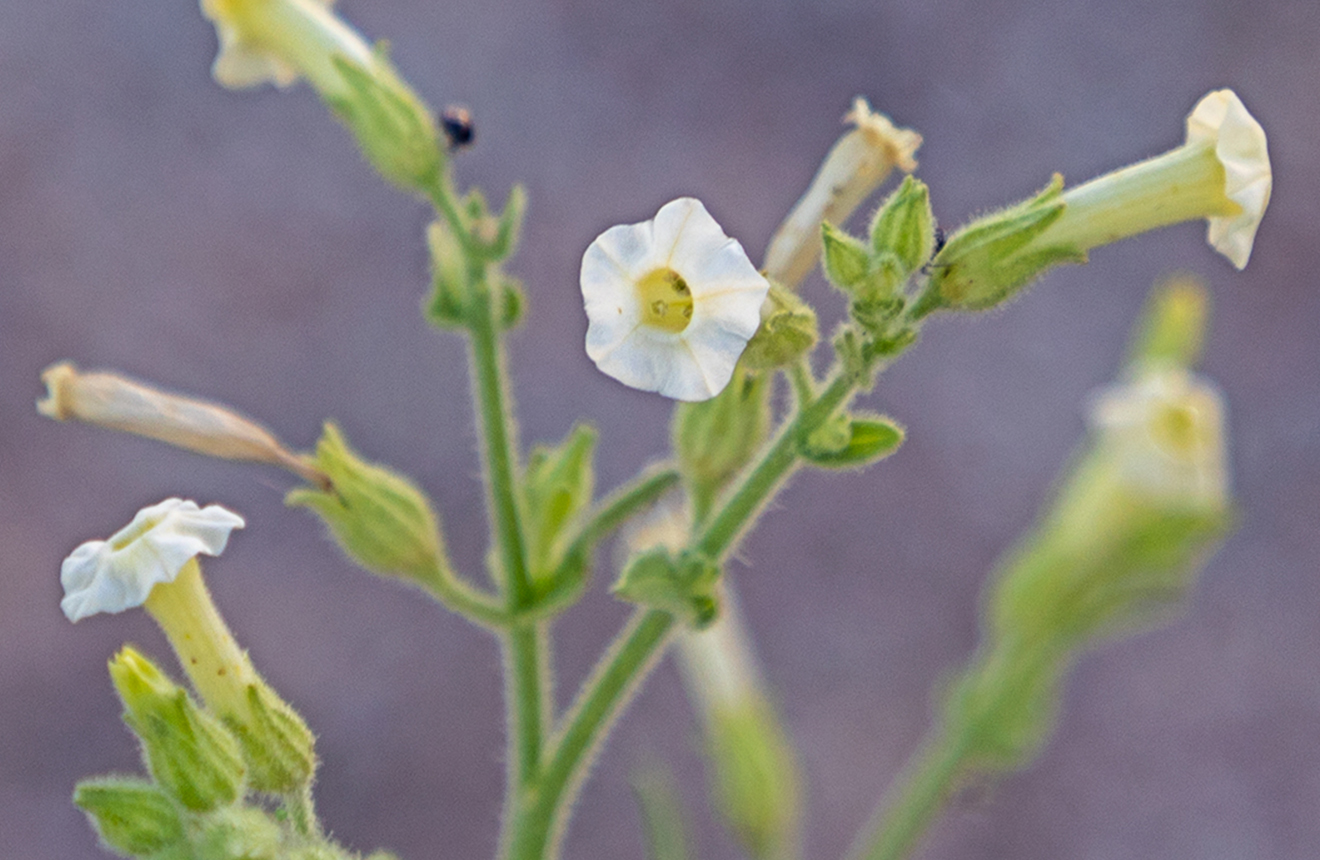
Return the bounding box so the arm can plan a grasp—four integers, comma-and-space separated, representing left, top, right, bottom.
581, 198, 770, 402
200, 0, 374, 93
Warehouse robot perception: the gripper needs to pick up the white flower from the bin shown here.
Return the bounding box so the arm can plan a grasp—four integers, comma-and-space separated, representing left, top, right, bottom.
1044, 88, 1271, 270
1185, 89, 1272, 269
1088, 369, 1229, 511
581, 198, 770, 402
60, 499, 245, 622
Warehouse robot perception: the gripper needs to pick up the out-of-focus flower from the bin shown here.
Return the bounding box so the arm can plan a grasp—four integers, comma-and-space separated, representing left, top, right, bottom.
200, 0, 375, 93
581, 197, 769, 402
38, 362, 327, 488
1088, 368, 1229, 511
763, 98, 921, 289
60, 499, 244, 622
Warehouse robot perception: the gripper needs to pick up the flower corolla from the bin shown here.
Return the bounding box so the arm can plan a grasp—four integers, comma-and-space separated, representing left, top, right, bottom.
581, 197, 770, 402
61, 499, 245, 622
1184, 89, 1272, 269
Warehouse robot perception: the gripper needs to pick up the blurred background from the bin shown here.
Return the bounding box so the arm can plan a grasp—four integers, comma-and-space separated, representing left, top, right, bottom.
3, 0, 1318, 857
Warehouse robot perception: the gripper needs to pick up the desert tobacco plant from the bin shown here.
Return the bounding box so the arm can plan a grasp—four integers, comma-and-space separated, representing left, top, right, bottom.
39, 2, 1272, 860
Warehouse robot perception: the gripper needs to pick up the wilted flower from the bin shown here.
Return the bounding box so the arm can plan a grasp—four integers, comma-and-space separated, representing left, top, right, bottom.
60, 499, 245, 622
763, 98, 921, 289
38, 362, 328, 488
581, 197, 770, 402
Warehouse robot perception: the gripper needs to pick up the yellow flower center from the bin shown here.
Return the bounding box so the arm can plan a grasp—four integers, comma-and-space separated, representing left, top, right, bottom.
636, 268, 694, 334
1149, 401, 1203, 458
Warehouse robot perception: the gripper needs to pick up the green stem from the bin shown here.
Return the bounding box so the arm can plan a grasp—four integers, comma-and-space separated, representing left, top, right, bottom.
504, 369, 863, 860
505, 609, 676, 860
422, 568, 511, 629
696, 370, 855, 560
434, 172, 548, 809
574, 466, 682, 549
844, 729, 972, 860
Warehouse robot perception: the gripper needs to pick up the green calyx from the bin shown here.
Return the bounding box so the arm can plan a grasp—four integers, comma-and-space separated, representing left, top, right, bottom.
740, 286, 818, 371
74, 777, 186, 857
915, 174, 1085, 315
109, 648, 246, 813
288, 422, 450, 595
613, 548, 721, 629
524, 423, 597, 586
799, 411, 904, 469
323, 48, 444, 194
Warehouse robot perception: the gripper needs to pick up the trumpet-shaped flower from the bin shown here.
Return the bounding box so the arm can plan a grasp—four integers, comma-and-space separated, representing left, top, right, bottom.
60, 499, 245, 622
1046, 88, 1271, 269
581, 198, 770, 402
200, 0, 374, 93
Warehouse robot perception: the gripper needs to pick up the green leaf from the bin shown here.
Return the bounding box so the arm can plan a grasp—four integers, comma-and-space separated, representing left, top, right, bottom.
800, 414, 904, 469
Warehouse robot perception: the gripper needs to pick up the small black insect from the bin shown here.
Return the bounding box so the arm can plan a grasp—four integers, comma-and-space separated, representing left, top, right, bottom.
441, 105, 475, 151
932, 224, 947, 257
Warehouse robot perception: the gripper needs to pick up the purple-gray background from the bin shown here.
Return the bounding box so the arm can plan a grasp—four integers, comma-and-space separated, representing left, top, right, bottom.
3, 1, 1319, 858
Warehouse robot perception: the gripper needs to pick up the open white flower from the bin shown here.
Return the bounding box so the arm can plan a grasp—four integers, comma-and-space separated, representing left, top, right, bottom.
581, 197, 770, 402
60, 499, 245, 622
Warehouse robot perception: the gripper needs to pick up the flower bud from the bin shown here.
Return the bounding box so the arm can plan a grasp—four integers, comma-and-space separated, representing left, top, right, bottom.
73, 776, 186, 857
868, 174, 935, 281
37, 362, 326, 488
613, 548, 720, 629
109, 648, 246, 812
1124, 275, 1209, 374
288, 422, 450, 594
764, 98, 921, 289
524, 424, 597, 583
673, 369, 770, 511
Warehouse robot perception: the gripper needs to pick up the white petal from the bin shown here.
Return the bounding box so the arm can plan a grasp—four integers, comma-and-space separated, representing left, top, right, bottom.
60, 498, 245, 622
1185, 90, 1271, 269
